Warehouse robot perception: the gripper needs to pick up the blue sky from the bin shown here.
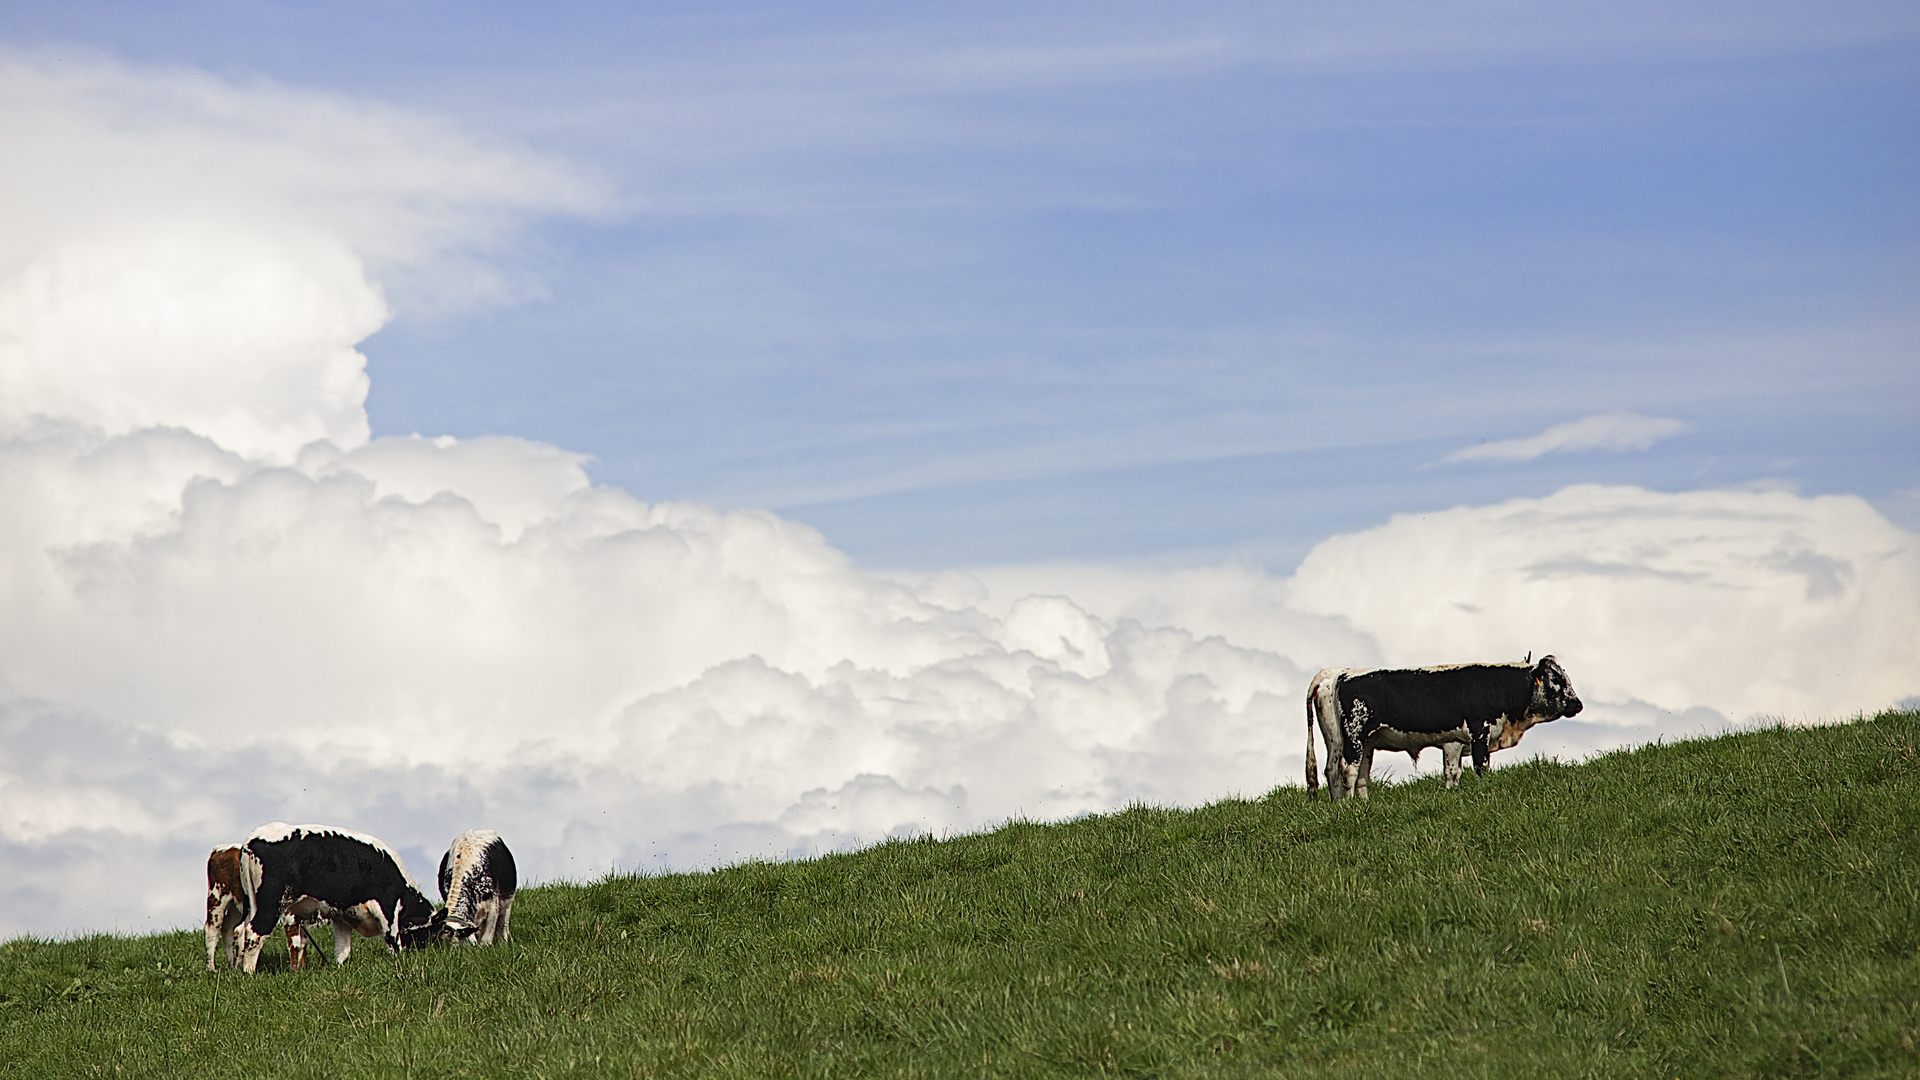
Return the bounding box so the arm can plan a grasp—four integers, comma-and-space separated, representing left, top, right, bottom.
7, 0, 1913, 569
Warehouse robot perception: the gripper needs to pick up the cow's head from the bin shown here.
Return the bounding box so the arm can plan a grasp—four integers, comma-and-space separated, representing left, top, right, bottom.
387, 889, 439, 952
436, 906, 491, 946
1528, 655, 1582, 719
401, 906, 447, 950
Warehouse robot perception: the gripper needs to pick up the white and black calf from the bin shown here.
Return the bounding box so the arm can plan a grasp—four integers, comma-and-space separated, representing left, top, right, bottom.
437, 830, 516, 945
238, 823, 436, 972
1306, 656, 1583, 801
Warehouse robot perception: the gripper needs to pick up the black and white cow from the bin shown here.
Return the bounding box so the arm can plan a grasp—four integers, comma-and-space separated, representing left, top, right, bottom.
238, 822, 437, 972
437, 830, 516, 946
208, 840, 393, 972
1306, 656, 1583, 801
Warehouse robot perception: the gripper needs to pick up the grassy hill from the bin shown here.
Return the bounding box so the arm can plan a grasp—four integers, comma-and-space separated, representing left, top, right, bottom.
3, 710, 1917, 1079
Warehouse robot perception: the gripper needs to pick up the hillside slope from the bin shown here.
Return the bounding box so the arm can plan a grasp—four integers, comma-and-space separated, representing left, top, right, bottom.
3, 711, 1917, 1078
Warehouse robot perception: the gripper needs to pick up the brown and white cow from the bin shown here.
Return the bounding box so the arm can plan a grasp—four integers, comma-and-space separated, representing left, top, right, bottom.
205, 844, 259, 971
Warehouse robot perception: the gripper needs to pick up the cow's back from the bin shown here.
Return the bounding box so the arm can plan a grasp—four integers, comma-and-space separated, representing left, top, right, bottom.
247, 825, 417, 907
1341, 664, 1530, 732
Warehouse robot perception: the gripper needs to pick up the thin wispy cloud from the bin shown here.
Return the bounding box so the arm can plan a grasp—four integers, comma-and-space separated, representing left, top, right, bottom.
1444, 411, 1690, 465
0, 49, 609, 311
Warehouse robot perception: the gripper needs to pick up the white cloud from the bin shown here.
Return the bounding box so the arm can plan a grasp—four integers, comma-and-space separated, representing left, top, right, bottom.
1444, 411, 1690, 464
0, 224, 384, 461
2, 54, 1914, 940
0, 48, 605, 461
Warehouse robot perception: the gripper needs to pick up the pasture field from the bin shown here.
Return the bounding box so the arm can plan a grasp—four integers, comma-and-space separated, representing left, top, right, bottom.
3, 710, 1916, 1078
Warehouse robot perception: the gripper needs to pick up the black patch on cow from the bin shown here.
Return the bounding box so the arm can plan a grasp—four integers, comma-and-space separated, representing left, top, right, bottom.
484, 837, 518, 899
244, 828, 433, 947
406, 907, 448, 950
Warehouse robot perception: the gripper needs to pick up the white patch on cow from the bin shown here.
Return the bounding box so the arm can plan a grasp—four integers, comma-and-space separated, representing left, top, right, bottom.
1367, 723, 1471, 754
246, 821, 298, 844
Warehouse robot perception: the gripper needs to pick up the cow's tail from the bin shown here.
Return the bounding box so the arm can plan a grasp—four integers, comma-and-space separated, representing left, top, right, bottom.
237, 846, 261, 926
1305, 677, 1320, 798
234, 846, 266, 947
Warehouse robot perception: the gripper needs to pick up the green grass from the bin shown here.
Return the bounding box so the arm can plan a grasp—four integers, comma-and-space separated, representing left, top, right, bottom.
4, 711, 1917, 1079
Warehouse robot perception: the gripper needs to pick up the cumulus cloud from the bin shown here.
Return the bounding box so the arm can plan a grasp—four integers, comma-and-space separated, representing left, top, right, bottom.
1287, 484, 1920, 720
0, 224, 384, 461
2, 54, 1914, 940
1444, 410, 1689, 463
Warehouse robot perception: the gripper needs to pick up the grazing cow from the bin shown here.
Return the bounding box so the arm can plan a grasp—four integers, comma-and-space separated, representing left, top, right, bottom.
238, 822, 437, 973
1306, 656, 1584, 801
208, 841, 395, 972
437, 830, 516, 946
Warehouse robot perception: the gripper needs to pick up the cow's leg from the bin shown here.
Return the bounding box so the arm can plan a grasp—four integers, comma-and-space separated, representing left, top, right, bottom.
226, 907, 250, 970
1469, 719, 1492, 776
239, 926, 265, 973
1305, 686, 1321, 798
1337, 700, 1368, 802
497, 896, 512, 944
245, 866, 291, 942
1356, 745, 1378, 801
474, 898, 498, 946
1442, 742, 1465, 788
284, 915, 307, 971
205, 895, 226, 972
332, 921, 356, 966
1337, 757, 1362, 802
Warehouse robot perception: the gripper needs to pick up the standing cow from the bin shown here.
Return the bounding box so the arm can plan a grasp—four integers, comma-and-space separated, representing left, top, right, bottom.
437, 830, 516, 946
238, 823, 437, 973
1306, 656, 1583, 801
